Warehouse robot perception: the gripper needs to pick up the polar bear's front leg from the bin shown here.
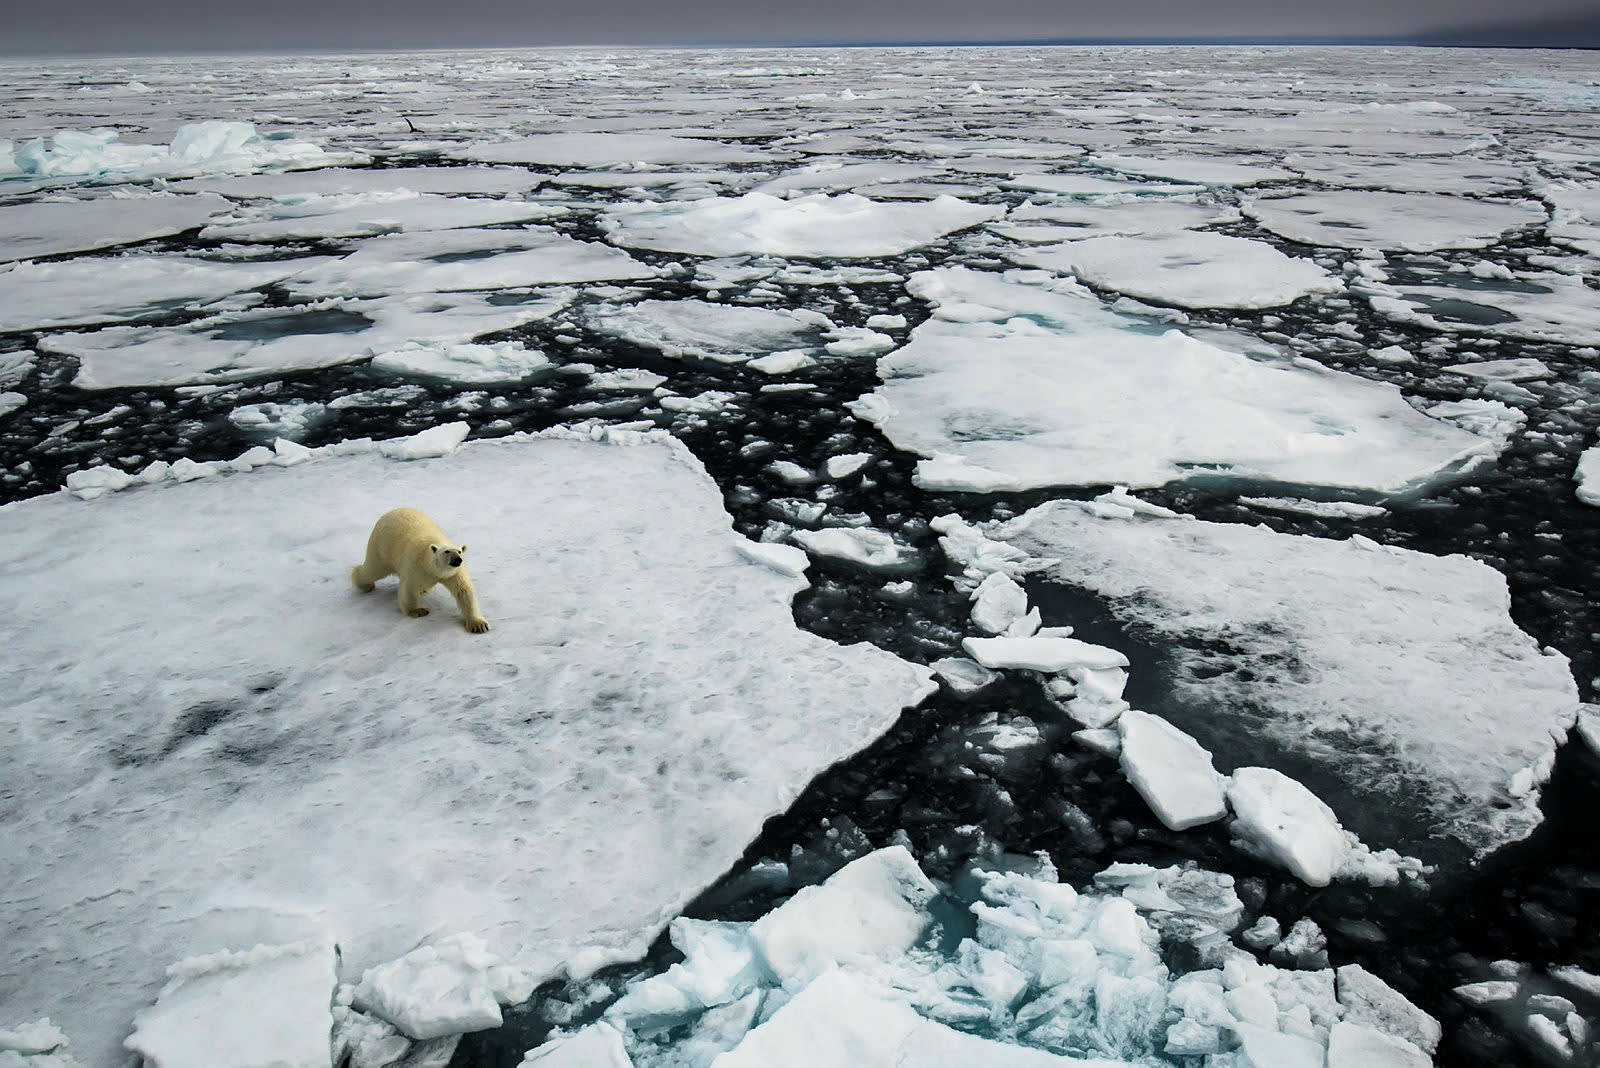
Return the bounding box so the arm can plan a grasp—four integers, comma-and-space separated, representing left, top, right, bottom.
445, 572, 490, 633
398, 579, 431, 617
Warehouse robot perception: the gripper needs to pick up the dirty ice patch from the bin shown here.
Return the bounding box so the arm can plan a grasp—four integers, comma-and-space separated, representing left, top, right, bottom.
455, 133, 765, 167
588, 298, 834, 364
282, 226, 655, 298
199, 191, 560, 243
0, 193, 230, 262
993, 500, 1578, 858
854, 275, 1492, 493
0, 254, 324, 332
0, 121, 364, 184
44, 290, 568, 389
1089, 152, 1293, 186
1009, 231, 1341, 310
991, 197, 1239, 243
601, 192, 1003, 259
1243, 191, 1545, 252
1354, 266, 1600, 348
0, 430, 935, 1065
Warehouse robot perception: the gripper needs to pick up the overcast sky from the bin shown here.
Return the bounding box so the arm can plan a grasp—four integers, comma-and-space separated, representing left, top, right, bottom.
8, 0, 1598, 55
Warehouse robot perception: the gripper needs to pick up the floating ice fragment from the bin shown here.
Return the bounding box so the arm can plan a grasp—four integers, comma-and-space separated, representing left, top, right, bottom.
1116, 710, 1228, 831
124, 941, 335, 1068
1326, 1020, 1432, 1067
1336, 963, 1441, 1055
1244, 190, 1545, 252
0, 193, 230, 262
377, 422, 471, 460
970, 571, 1029, 635
370, 340, 553, 385
589, 299, 831, 364
353, 933, 532, 1041
791, 527, 916, 572
931, 657, 1000, 694
1227, 767, 1350, 887
520, 1022, 633, 1067
822, 452, 872, 480
1440, 357, 1550, 382
1576, 447, 1600, 507
748, 846, 937, 988
963, 635, 1128, 674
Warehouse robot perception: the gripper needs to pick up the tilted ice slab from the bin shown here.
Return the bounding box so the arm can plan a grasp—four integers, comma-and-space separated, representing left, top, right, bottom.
852, 268, 1493, 493
601, 192, 1003, 259
993, 500, 1578, 856
1243, 191, 1546, 252
0, 192, 229, 262
991, 197, 1239, 243
587, 298, 833, 364
172, 165, 540, 199
199, 191, 560, 243
283, 226, 655, 298
0, 254, 326, 332
455, 133, 766, 167
1009, 231, 1341, 310
43, 290, 570, 389
0, 121, 365, 184
0, 429, 934, 1065
1089, 152, 1292, 187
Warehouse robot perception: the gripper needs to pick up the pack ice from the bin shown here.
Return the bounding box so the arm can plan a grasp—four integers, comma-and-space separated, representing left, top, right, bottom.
992, 500, 1578, 858
564, 846, 1442, 1067
0, 429, 934, 1065
851, 268, 1494, 493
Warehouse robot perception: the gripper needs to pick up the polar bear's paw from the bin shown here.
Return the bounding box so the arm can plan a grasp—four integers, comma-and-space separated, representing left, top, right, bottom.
407, 606, 430, 618
464, 617, 491, 634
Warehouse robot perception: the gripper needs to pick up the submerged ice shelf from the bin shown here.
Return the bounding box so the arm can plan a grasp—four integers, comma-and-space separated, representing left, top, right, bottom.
0, 429, 934, 1064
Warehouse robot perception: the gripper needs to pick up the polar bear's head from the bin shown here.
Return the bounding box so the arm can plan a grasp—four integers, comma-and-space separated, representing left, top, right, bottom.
429, 543, 467, 576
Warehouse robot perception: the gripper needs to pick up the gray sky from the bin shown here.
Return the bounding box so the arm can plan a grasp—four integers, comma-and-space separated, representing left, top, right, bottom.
8, 0, 1599, 55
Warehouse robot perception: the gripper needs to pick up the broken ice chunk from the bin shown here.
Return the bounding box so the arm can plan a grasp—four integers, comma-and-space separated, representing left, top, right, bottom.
747, 846, 937, 988
376, 422, 471, 461
791, 527, 916, 572
352, 933, 533, 1041
1336, 963, 1441, 1055
970, 571, 1029, 635
1116, 711, 1228, 831
519, 1022, 632, 1067
124, 941, 335, 1068
1226, 767, 1350, 887
961, 635, 1128, 674
606, 919, 762, 1028
1326, 1020, 1430, 1068
931, 657, 1000, 695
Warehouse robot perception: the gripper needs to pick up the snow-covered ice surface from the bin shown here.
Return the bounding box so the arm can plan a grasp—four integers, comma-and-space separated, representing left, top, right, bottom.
0, 431, 933, 1064
3, 43, 1600, 1068
852, 267, 1493, 493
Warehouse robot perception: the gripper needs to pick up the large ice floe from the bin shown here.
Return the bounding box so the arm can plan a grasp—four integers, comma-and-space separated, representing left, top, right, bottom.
540, 846, 1443, 1067
989, 499, 1578, 857
849, 267, 1495, 493
601, 191, 1003, 258
0, 254, 327, 332
41, 290, 572, 389
1242, 191, 1546, 252
0, 192, 230, 262
1352, 261, 1600, 349
279, 226, 656, 298
0, 427, 934, 1064
455, 132, 767, 166
1088, 153, 1293, 187
1008, 231, 1341, 310
197, 191, 560, 243
990, 197, 1240, 243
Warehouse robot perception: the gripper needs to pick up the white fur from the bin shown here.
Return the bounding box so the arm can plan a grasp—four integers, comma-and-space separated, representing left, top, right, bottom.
351, 507, 490, 633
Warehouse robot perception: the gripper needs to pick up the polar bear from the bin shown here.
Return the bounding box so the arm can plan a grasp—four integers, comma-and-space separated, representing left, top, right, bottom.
351, 507, 490, 633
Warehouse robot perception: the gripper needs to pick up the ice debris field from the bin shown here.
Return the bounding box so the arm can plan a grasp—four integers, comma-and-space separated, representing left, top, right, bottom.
0, 43, 1598, 1068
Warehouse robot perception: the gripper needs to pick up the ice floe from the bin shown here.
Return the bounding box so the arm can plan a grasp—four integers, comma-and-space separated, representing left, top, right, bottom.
853, 267, 1494, 493
0, 429, 933, 1063
991, 499, 1578, 856
43, 290, 568, 389
0, 192, 230, 262
351, 933, 533, 1040
1009, 231, 1341, 310
586, 298, 832, 364
1089, 153, 1293, 187
0, 253, 324, 332
370, 339, 553, 385
281, 227, 655, 298
601, 192, 1003, 258
199, 191, 559, 243
991, 197, 1239, 243
1243, 191, 1545, 252
1117, 710, 1229, 832
1577, 446, 1600, 507
456, 132, 766, 166
171, 165, 540, 199
1354, 265, 1600, 348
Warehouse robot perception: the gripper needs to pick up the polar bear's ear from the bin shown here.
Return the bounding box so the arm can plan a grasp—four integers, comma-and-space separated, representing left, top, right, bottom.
458, 544, 468, 555
430, 545, 440, 556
